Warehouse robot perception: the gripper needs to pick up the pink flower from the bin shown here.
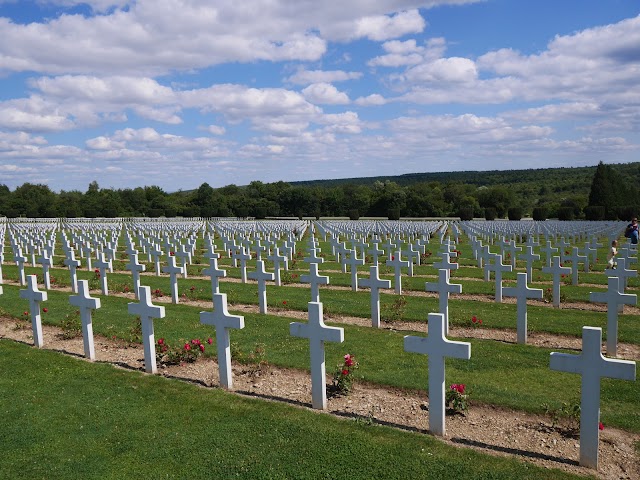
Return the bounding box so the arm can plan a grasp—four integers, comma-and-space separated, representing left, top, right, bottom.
207, 337, 213, 345
341, 369, 349, 376
450, 384, 465, 394
199, 344, 205, 352
157, 338, 164, 345
184, 343, 191, 351
472, 316, 477, 323
599, 422, 604, 431
170, 251, 175, 256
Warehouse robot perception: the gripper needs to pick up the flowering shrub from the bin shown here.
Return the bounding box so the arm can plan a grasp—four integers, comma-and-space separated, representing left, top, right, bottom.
280, 271, 298, 284
445, 383, 469, 415
542, 401, 580, 435
230, 342, 269, 377
381, 296, 407, 323
152, 288, 164, 298
331, 353, 359, 396
471, 315, 482, 328
156, 337, 207, 365
59, 310, 82, 340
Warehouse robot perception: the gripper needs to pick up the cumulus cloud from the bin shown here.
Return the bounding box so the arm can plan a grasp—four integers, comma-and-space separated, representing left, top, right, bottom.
301, 83, 350, 105
286, 69, 362, 85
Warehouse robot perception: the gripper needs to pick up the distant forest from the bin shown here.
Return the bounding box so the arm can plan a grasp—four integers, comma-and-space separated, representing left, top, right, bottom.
1, 161, 638, 220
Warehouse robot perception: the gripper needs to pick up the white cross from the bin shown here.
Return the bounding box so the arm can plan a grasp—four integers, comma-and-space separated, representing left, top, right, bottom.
234, 247, 251, 283
345, 249, 365, 291
519, 245, 540, 283
290, 302, 344, 410
162, 255, 184, 304
125, 253, 146, 300
200, 293, 245, 389
70, 279, 101, 360
605, 257, 637, 292
505, 240, 522, 268
247, 260, 275, 314
433, 252, 458, 281
63, 250, 81, 293
404, 313, 471, 436
14, 247, 28, 286
303, 247, 324, 265
202, 257, 226, 296
568, 247, 587, 286
550, 327, 636, 469
128, 286, 165, 374
386, 250, 410, 294
300, 263, 329, 303
175, 244, 191, 279
541, 256, 571, 307
82, 243, 94, 270
267, 247, 287, 286
358, 265, 392, 328
19, 275, 47, 348
503, 272, 543, 344
367, 243, 384, 265
487, 253, 512, 303
541, 240, 558, 268
37, 250, 52, 290
94, 253, 110, 296
425, 268, 462, 336
150, 244, 164, 277
589, 277, 637, 356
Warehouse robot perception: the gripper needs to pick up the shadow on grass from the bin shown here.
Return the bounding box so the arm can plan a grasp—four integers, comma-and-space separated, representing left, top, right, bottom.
450, 437, 580, 467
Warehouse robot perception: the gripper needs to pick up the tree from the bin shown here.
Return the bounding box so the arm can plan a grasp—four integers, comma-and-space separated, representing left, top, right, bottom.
587, 161, 625, 219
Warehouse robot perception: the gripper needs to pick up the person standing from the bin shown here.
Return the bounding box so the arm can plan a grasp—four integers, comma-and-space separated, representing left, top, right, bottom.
607, 240, 618, 269
625, 218, 639, 244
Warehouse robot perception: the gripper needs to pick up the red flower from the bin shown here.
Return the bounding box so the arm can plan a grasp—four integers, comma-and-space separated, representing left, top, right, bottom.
184, 343, 191, 351
391, 255, 395, 260
94, 269, 99, 274
190, 286, 195, 291
23, 311, 28, 316
170, 251, 175, 256
157, 338, 165, 345
561, 274, 566, 278
341, 369, 349, 376
199, 344, 205, 352
207, 337, 213, 345
472, 316, 477, 323
282, 301, 287, 305
599, 422, 604, 431
451, 384, 465, 394
43, 308, 48, 313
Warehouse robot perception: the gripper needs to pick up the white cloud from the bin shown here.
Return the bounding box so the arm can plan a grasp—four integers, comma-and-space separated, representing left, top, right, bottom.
353, 10, 426, 41
301, 83, 350, 105
286, 69, 362, 85
355, 94, 387, 106
206, 125, 226, 135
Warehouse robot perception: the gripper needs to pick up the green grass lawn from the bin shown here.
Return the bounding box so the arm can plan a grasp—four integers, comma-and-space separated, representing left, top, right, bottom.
1, 283, 638, 433
0, 340, 589, 480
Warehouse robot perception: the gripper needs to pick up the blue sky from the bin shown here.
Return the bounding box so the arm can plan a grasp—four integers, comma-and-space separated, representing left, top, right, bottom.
0, 0, 638, 192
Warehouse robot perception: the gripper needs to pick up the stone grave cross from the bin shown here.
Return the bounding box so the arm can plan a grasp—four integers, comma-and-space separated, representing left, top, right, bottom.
502, 272, 543, 344
162, 255, 184, 304
128, 286, 165, 374
290, 302, 344, 410
404, 313, 471, 436
200, 293, 245, 389
19, 275, 47, 348
125, 253, 146, 300
519, 245, 540, 283
63, 249, 81, 293
247, 260, 275, 314
425, 268, 462, 336
300, 262, 329, 303
37, 250, 52, 290
589, 277, 637, 356
550, 327, 636, 469
345, 249, 365, 291
358, 265, 391, 328
69, 279, 101, 360
386, 251, 410, 294
202, 256, 226, 297
542, 256, 571, 307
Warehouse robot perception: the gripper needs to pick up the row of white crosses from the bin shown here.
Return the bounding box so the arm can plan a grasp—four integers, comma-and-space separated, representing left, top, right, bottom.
11, 226, 637, 471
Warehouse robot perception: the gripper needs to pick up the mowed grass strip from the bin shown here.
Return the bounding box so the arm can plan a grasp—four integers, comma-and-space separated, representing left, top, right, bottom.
1, 285, 638, 432
5, 264, 640, 345
0, 340, 588, 480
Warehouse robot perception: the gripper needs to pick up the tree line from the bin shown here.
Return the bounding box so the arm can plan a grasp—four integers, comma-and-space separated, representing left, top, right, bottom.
1, 162, 638, 220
